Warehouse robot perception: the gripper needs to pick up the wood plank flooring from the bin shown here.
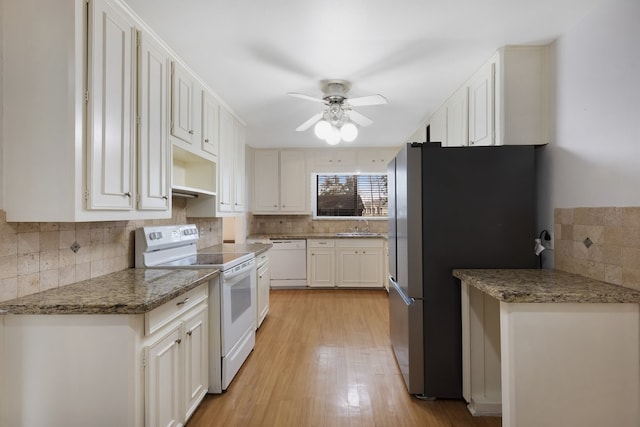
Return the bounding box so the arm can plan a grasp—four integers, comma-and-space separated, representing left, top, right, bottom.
187, 289, 501, 427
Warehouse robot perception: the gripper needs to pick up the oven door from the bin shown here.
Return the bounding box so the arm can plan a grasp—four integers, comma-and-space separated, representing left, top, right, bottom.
221, 264, 256, 356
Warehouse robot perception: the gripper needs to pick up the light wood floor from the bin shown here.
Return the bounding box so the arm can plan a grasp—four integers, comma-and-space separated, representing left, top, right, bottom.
187, 289, 501, 427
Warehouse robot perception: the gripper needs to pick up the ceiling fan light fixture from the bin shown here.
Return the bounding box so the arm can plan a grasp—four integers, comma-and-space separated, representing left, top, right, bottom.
325, 126, 341, 145
314, 120, 331, 139
340, 122, 358, 142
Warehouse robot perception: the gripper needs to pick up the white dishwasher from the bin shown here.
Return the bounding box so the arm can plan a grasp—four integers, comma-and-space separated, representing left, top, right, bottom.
269, 239, 307, 288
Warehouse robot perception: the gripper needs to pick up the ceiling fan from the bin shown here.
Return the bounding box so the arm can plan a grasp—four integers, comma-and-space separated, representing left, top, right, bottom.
288, 80, 387, 145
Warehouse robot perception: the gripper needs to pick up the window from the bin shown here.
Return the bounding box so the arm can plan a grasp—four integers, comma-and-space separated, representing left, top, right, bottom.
313, 174, 388, 219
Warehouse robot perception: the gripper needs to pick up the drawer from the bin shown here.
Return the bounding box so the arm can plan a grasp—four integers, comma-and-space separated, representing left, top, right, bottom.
256, 251, 270, 268
145, 283, 208, 335
336, 238, 384, 248
308, 239, 335, 248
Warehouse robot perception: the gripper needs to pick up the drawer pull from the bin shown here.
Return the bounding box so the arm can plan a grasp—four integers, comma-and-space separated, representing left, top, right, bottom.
176, 297, 190, 306
186, 331, 193, 337
175, 338, 182, 345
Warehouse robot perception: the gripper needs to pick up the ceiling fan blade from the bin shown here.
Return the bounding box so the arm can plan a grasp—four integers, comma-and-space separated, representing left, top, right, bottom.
346, 94, 388, 107
348, 110, 374, 127
296, 112, 323, 131
287, 92, 326, 104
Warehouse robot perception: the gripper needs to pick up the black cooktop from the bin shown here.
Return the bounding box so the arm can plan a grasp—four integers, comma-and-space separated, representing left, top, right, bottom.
158, 252, 251, 268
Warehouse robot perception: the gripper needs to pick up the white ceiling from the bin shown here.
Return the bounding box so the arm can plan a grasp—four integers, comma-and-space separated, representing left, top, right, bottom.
123, 0, 602, 149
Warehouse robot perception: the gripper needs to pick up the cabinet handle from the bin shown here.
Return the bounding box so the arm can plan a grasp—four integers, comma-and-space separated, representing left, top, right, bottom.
186, 331, 193, 337
204, 138, 209, 143
274, 205, 278, 208
175, 338, 182, 345
123, 192, 132, 197
189, 130, 194, 135
176, 297, 190, 306
282, 205, 286, 208
470, 140, 474, 145
162, 196, 168, 200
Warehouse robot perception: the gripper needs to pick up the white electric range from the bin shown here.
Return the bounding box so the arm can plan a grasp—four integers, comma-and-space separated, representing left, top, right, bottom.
135, 224, 256, 392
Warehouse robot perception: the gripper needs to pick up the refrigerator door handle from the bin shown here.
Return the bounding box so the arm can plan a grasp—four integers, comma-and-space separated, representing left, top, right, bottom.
389, 276, 417, 306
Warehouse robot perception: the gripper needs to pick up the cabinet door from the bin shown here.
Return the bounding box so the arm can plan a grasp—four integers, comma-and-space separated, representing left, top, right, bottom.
171, 62, 200, 145
183, 305, 208, 422
145, 325, 183, 427
280, 151, 307, 213
201, 91, 219, 157
337, 249, 361, 287
257, 260, 271, 327
446, 88, 469, 147
218, 108, 234, 212
468, 61, 495, 146
253, 150, 280, 212
87, 0, 135, 211
137, 31, 170, 211
309, 248, 335, 287
429, 107, 447, 145
359, 248, 383, 287
233, 119, 246, 212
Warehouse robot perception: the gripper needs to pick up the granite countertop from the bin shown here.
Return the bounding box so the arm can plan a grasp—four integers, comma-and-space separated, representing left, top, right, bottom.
453, 269, 640, 303
247, 233, 388, 240
0, 268, 219, 315
201, 242, 273, 255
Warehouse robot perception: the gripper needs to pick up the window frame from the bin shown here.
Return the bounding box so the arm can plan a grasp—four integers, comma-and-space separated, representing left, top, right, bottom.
311, 172, 389, 221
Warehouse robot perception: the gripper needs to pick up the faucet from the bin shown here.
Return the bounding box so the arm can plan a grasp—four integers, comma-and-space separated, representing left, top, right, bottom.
354, 218, 369, 232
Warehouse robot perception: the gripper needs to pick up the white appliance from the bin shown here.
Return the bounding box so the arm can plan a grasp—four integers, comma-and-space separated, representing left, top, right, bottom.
269, 239, 307, 288
135, 224, 256, 393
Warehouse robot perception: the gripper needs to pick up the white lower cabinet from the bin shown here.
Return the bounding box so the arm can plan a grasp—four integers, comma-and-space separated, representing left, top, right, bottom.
146, 301, 208, 427
256, 250, 271, 328
145, 323, 183, 427
336, 239, 383, 288
145, 291, 208, 427
307, 239, 384, 288
308, 239, 336, 288
0, 283, 209, 427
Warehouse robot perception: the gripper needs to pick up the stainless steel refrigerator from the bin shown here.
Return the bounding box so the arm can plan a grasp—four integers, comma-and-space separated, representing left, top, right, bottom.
388, 142, 536, 398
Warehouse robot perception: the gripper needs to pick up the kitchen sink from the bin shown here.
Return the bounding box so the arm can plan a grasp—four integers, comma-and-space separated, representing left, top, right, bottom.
335, 232, 382, 237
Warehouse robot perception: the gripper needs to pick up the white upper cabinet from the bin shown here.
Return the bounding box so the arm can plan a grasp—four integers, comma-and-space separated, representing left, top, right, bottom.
355, 150, 397, 172
446, 87, 469, 147
468, 61, 494, 146
171, 61, 202, 147
201, 91, 220, 158
253, 150, 308, 214
253, 150, 280, 213
87, 0, 136, 211
218, 107, 245, 214
233, 120, 246, 212
137, 30, 171, 211
3, 0, 171, 222
426, 45, 549, 148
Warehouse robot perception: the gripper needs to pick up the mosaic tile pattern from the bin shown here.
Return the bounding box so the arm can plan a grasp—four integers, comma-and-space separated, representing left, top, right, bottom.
249, 214, 388, 235
0, 198, 222, 302
554, 207, 640, 290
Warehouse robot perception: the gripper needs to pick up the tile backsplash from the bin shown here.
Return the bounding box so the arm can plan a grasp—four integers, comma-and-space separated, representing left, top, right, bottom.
0, 198, 222, 302
555, 207, 640, 290
250, 214, 388, 235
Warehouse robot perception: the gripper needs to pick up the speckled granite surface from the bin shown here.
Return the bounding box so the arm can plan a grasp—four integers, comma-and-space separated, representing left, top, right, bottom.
201, 242, 273, 255
0, 268, 219, 315
247, 233, 387, 240
453, 269, 640, 303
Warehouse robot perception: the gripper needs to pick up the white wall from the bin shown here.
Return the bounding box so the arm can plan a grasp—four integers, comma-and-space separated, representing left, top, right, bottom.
537, 0, 640, 231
